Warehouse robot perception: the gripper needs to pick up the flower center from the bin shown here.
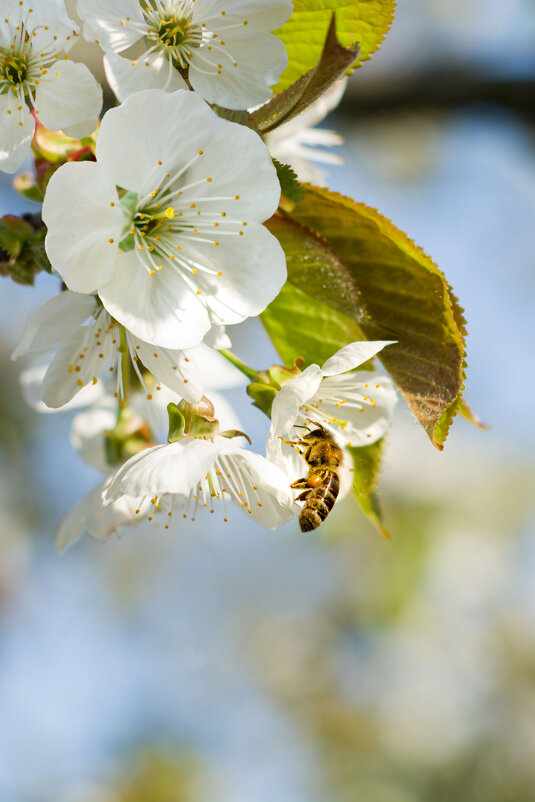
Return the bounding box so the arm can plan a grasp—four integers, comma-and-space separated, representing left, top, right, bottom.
116, 153, 246, 305
144, 3, 202, 68
0, 49, 29, 90
135, 451, 262, 527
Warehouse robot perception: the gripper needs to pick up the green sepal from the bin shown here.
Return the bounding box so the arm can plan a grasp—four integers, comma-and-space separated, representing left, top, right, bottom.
186, 416, 219, 437
32, 121, 97, 163
120, 191, 138, 214
246, 382, 278, 418
177, 397, 220, 437
219, 429, 252, 445
167, 402, 186, 443
268, 360, 304, 388
117, 193, 139, 252
119, 232, 135, 252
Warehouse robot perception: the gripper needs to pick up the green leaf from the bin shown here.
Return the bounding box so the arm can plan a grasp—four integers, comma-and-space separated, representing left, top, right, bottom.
0, 215, 33, 255
262, 281, 363, 367
27, 236, 52, 274
281, 187, 467, 449
460, 399, 488, 430
266, 213, 364, 323
348, 439, 389, 536
273, 0, 396, 92
253, 15, 358, 134
272, 158, 304, 203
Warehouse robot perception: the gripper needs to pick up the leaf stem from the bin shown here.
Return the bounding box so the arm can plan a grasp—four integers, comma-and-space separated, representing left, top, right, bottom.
218, 349, 259, 382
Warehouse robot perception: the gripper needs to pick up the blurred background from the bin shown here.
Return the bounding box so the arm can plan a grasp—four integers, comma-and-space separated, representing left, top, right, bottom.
1, 1, 535, 800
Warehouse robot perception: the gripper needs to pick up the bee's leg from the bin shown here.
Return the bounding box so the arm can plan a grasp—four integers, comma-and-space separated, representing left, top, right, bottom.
279, 436, 305, 447
307, 469, 330, 488
279, 436, 304, 455
290, 477, 309, 490
295, 490, 312, 502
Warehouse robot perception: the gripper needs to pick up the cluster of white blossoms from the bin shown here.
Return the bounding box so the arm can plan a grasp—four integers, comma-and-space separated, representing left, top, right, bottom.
0, 0, 102, 172
7, 0, 400, 546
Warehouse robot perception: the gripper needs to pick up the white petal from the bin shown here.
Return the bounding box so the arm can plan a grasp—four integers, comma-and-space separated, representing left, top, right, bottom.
41, 324, 114, 408
70, 395, 118, 473
316, 372, 398, 447
265, 431, 303, 483
104, 50, 187, 103
0, 93, 34, 174
269, 365, 323, 437
103, 438, 220, 502
19, 351, 105, 413
76, 0, 145, 50
189, 343, 246, 390
190, 32, 288, 109
193, 0, 293, 31
187, 224, 286, 326
95, 89, 281, 221
56, 479, 149, 551
35, 60, 102, 136
12, 291, 97, 359
321, 340, 396, 377
56, 482, 105, 552
130, 336, 204, 404
215, 439, 297, 530
43, 161, 125, 293
25, 0, 79, 54
59, 118, 98, 140
176, 98, 282, 222
99, 249, 211, 350
203, 324, 231, 351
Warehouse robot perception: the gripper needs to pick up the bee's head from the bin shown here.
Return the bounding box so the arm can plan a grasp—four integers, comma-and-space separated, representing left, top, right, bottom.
302, 422, 328, 443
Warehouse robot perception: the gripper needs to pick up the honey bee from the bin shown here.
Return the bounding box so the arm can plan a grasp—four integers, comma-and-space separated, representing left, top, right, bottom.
281, 423, 343, 532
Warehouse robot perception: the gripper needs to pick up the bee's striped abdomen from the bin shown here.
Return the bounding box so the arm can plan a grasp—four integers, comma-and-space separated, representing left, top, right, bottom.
299, 471, 340, 532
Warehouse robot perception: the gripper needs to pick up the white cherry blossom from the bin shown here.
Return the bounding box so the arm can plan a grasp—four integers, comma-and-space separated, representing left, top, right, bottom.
0, 0, 102, 173
56, 479, 151, 552
78, 0, 292, 109
42, 89, 286, 349
55, 348, 248, 550
267, 340, 398, 480
103, 434, 298, 530
56, 393, 153, 551
12, 290, 203, 408
265, 79, 346, 185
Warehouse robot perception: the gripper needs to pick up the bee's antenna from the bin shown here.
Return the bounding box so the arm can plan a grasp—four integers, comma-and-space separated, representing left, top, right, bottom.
305, 417, 323, 432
